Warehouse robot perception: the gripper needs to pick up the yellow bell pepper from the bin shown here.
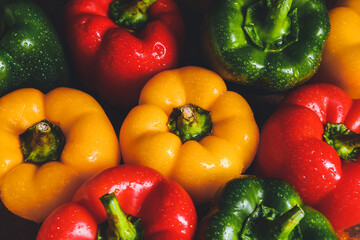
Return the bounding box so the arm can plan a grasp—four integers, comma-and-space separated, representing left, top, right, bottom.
316, 0, 360, 98
0, 88, 120, 222
120, 66, 259, 204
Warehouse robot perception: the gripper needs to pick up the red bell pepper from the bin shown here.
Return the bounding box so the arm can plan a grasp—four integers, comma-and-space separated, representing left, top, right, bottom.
36, 165, 197, 239
256, 83, 360, 232
64, 0, 184, 106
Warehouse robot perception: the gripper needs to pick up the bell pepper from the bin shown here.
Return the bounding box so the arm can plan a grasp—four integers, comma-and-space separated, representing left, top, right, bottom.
36, 164, 197, 240
198, 176, 337, 240
0, 88, 120, 223
64, 0, 184, 106
203, 0, 330, 93
256, 83, 360, 232
119, 66, 259, 204
315, 0, 360, 99
0, 0, 69, 96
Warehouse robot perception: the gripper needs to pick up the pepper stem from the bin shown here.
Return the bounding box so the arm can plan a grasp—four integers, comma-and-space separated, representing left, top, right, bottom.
167, 104, 212, 143
109, 0, 157, 30
99, 193, 141, 240
323, 123, 360, 161
244, 0, 298, 52
263, 0, 293, 43
239, 204, 304, 239
19, 120, 65, 165
271, 205, 305, 239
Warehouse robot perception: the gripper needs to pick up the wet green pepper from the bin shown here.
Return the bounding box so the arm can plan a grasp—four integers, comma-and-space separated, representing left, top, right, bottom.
203, 0, 330, 93
199, 176, 337, 240
0, 0, 68, 96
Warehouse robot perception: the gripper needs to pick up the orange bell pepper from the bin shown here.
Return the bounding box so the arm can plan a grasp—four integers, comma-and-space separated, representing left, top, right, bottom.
119, 66, 259, 204
0, 88, 120, 223
316, 0, 360, 98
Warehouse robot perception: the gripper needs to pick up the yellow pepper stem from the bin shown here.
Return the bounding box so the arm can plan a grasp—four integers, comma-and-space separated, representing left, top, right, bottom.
19, 119, 65, 165
167, 104, 212, 142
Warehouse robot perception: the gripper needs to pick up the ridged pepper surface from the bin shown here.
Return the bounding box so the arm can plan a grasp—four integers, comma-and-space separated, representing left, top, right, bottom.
0, 88, 120, 222
257, 83, 360, 232
64, 0, 184, 106
316, 0, 360, 98
204, 0, 329, 93
199, 176, 337, 240
120, 66, 259, 204
37, 165, 197, 240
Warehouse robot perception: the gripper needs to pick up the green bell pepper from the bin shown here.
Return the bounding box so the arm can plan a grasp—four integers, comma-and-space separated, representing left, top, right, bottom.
0, 0, 68, 96
204, 0, 330, 93
199, 176, 337, 240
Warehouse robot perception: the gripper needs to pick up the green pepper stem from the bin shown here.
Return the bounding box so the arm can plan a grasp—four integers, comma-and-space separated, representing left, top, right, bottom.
244, 0, 298, 52
99, 193, 138, 240
20, 120, 65, 165
332, 134, 360, 160
264, 0, 293, 43
167, 104, 212, 142
333, 134, 360, 147
271, 205, 304, 239
109, 0, 157, 30
323, 123, 360, 161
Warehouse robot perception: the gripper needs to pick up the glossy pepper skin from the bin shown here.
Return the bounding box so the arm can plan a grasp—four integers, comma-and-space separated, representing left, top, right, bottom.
0, 88, 120, 223
120, 66, 259, 204
199, 176, 337, 240
316, 0, 360, 98
256, 83, 360, 232
0, 0, 68, 96
204, 0, 330, 93
64, 0, 184, 107
37, 164, 197, 240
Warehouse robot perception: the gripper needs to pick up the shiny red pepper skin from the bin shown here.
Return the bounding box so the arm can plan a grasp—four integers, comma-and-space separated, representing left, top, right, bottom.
36, 165, 197, 240
256, 83, 360, 232
64, 0, 184, 106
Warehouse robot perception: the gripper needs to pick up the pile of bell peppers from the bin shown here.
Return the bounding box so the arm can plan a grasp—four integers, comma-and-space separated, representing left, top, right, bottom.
2, 0, 360, 239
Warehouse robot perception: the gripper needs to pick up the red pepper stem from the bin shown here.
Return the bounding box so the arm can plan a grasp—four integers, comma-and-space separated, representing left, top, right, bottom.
323, 123, 360, 161
332, 134, 360, 160
272, 205, 304, 239
109, 0, 158, 30
100, 193, 137, 240
142, 0, 157, 7
333, 134, 360, 149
